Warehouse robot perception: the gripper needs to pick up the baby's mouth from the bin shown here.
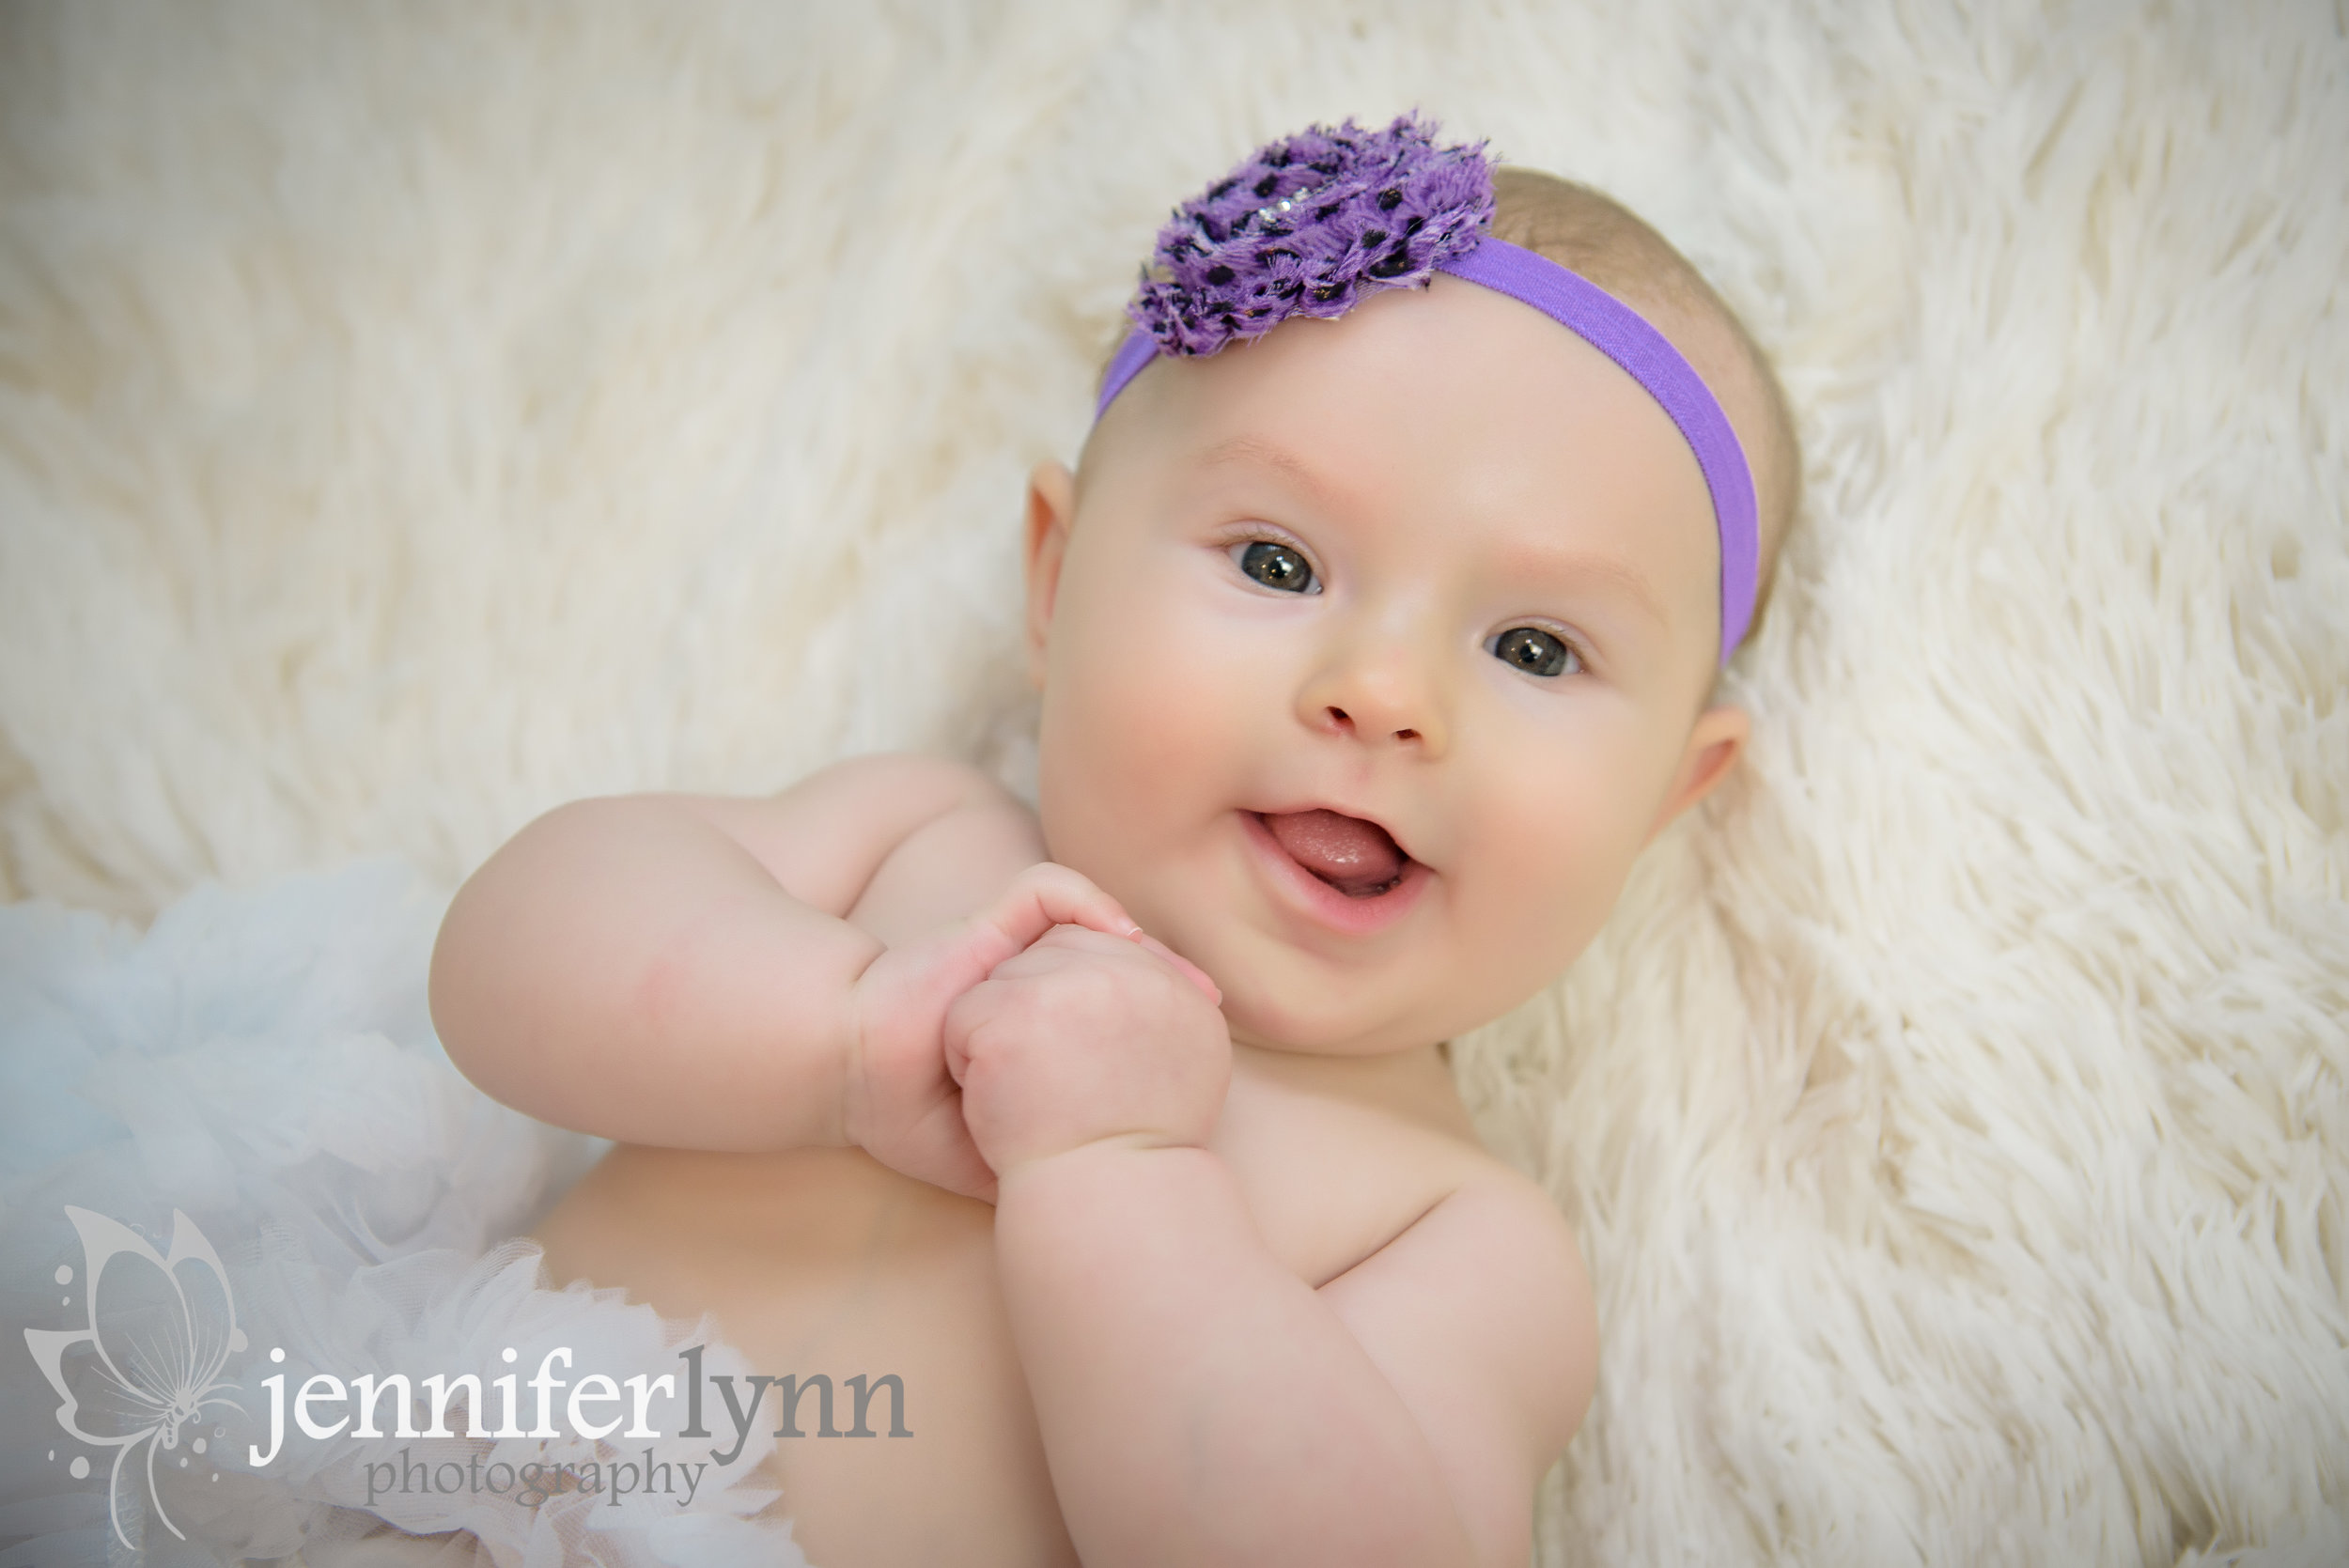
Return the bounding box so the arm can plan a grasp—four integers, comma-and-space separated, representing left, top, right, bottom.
1255, 810, 1410, 898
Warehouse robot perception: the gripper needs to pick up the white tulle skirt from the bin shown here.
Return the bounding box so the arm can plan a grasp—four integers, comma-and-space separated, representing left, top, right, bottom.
0, 863, 807, 1566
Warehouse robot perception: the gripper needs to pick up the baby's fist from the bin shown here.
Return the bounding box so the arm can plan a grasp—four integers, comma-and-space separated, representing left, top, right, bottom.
844, 862, 1145, 1201
942, 924, 1230, 1177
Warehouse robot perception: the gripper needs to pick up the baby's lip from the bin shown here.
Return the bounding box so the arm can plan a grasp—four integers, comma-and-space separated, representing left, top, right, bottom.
1240, 802, 1419, 887
1248, 802, 1420, 870
1239, 809, 1432, 936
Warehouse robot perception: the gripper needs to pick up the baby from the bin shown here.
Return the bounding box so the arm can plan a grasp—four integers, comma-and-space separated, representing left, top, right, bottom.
431, 116, 1798, 1566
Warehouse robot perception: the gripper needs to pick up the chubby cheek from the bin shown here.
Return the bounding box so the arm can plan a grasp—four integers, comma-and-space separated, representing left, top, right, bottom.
1033, 544, 1246, 928
1442, 713, 1678, 1014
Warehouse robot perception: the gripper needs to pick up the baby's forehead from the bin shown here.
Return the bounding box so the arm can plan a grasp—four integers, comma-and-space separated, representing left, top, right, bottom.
1099, 278, 1702, 488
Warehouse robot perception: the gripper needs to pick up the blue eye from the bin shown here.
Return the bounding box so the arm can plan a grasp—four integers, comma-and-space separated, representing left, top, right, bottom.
1237, 540, 1315, 593
1492, 626, 1579, 677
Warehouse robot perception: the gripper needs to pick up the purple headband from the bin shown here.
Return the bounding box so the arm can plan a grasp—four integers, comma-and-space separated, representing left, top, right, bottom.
1095, 115, 1760, 663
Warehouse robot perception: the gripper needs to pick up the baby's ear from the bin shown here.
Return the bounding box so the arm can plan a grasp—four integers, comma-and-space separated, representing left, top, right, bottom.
1647, 703, 1750, 841
1022, 461, 1078, 690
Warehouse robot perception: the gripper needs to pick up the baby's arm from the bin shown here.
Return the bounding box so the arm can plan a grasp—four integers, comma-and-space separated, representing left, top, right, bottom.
946, 927, 1595, 1566
429, 754, 1149, 1192
1009, 1161, 1591, 1566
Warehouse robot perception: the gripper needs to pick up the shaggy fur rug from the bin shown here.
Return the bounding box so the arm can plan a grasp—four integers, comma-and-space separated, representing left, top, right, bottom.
2, 1, 2343, 1562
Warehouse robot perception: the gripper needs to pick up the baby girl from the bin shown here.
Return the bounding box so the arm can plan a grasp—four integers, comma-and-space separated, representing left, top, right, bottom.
431, 116, 1798, 1566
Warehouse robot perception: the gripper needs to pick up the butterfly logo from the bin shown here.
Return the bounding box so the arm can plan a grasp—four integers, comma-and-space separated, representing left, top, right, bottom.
23, 1206, 248, 1550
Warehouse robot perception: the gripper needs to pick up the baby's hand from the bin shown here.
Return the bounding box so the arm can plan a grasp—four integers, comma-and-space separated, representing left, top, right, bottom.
845, 863, 1169, 1201
942, 923, 1229, 1182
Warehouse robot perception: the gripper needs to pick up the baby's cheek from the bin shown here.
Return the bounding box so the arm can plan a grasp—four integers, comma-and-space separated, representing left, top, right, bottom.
1043, 661, 1189, 830
1465, 763, 1648, 975
1049, 578, 1195, 755
1048, 583, 1251, 796
1037, 642, 1201, 899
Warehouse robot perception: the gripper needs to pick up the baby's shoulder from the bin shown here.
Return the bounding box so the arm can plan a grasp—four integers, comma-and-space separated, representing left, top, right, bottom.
785, 750, 1026, 822
1338, 1147, 1600, 1463
1370, 1121, 1590, 1318
1427, 1153, 1594, 1308
1228, 1051, 1585, 1306
682, 753, 1036, 921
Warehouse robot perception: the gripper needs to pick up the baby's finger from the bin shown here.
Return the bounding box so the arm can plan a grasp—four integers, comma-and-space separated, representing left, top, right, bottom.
973, 862, 1138, 958
942, 984, 983, 1086
1132, 931, 1221, 1005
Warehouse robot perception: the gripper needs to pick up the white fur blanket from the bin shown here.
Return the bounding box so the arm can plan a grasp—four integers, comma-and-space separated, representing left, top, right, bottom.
2, 2, 2343, 1563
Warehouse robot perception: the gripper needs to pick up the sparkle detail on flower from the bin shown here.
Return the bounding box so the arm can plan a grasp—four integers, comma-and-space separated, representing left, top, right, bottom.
24, 1208, 247, 1550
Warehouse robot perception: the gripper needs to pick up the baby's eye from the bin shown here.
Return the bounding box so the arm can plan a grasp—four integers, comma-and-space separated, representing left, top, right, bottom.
1491, 626, 1579, 677
1236, 540, 1316, 594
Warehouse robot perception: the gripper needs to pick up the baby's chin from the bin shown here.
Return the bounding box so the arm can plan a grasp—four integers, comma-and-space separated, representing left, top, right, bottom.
1211, 968, 1476, 1060
1203, 916, 1597, 1060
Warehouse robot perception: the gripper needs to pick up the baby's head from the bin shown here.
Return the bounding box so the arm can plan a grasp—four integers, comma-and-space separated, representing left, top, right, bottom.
1019, 117, 1799, 1057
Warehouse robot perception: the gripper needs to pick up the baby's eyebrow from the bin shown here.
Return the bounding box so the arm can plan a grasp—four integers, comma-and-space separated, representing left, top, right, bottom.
1194, 434, 1344, 504
1495, 543, 1671, 626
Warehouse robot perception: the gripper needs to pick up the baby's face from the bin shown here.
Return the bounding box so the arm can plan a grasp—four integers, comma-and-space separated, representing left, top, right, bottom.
1025, 275, 1749, 1054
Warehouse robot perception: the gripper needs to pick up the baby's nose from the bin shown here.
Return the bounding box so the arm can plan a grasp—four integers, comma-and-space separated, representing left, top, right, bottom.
1319, 700, 1426, 748
1297, 629, 1450, 756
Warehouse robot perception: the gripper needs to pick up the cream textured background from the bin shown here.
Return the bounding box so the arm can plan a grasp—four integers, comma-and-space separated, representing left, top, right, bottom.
2, 1, 2344, 1562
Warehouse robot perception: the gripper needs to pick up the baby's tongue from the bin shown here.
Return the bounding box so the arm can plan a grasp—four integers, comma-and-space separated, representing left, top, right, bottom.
1263, 809, 1406, 896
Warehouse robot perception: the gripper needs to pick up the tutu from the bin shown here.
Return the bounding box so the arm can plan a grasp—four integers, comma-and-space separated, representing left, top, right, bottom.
0, 862, 806, 1565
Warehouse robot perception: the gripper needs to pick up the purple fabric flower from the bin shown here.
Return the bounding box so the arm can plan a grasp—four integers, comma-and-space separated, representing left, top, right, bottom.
1129, 114, 1495, 357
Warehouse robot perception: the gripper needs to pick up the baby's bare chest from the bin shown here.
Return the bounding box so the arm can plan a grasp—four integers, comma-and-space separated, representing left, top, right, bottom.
534, 1086, 1478, 1562
545, 1076, 1473, 1343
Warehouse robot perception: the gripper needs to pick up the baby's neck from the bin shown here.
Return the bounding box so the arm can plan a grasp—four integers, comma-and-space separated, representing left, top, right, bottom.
1229, 1038, 1477, 1138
